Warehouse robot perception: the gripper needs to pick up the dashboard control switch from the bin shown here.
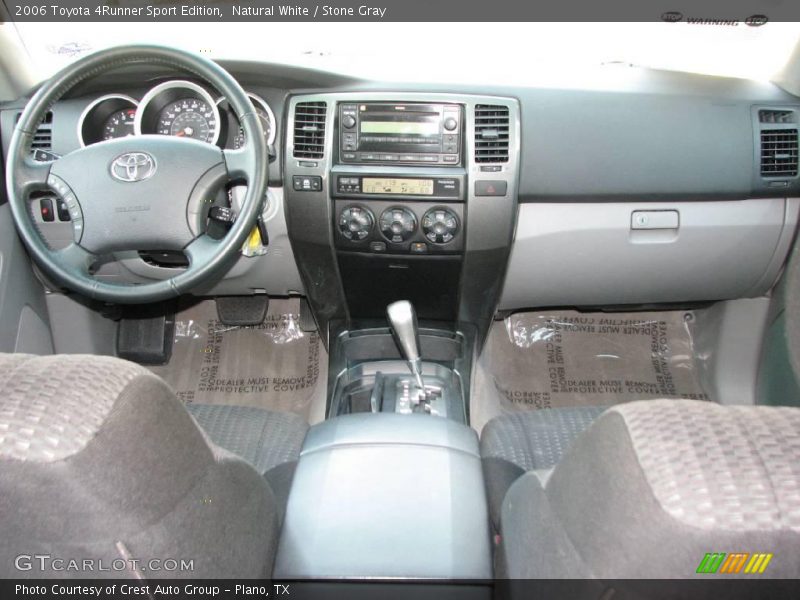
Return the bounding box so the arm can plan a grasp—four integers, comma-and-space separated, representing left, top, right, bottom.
56, 199, 71, 222
293, 175, 323, 192
380, 207, 418, 243
475, 180, 507, 197
39, 198, 54, 222
339, 206, 374, 241
422, 208, 459, 244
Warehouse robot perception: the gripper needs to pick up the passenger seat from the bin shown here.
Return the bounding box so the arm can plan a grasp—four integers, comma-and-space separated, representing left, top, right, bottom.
484, 400, 800, 578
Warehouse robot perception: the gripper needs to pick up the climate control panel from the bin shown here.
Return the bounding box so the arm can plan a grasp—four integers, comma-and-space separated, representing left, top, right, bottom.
338, 206, 374, 241
379, 207, 417, 243
334, 200, 464, 255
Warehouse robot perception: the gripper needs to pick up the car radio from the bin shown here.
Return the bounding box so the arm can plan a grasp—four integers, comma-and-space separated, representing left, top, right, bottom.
339, 102, 462, 166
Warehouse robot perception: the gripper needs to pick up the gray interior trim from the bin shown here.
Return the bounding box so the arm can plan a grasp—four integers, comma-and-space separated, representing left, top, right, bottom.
694, 298, 772, 406
500, 199, 798, 309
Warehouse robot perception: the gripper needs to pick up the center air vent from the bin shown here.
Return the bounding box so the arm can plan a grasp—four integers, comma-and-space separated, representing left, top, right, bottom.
293, 102, 327, 159
474, 105, 509, 163
760, 129, 798, 178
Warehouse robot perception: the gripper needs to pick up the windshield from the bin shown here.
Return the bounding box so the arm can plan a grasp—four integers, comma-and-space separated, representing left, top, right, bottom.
7, 22, 800, 84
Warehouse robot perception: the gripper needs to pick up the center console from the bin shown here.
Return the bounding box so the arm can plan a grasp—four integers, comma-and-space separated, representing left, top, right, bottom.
280, 93, 519, 582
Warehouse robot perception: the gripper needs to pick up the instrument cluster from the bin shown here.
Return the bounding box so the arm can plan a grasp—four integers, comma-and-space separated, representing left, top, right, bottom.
77, 80, 276, 150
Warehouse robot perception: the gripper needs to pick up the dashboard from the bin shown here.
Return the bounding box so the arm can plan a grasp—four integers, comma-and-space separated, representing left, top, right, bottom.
2, 59, 800, 348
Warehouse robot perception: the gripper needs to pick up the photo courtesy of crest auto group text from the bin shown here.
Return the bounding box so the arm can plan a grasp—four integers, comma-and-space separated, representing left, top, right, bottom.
0, 1, 799, 599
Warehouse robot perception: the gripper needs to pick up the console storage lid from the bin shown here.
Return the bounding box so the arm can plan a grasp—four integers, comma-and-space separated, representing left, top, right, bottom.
274, 413, 492, 579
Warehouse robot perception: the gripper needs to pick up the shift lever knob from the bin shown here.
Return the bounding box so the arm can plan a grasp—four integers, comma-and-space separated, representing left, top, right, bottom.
386, 300, 425, 391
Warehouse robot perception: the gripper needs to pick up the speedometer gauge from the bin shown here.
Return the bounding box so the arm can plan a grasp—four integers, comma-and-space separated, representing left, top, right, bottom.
157, 99, 217, 143
102, 108, 136, 140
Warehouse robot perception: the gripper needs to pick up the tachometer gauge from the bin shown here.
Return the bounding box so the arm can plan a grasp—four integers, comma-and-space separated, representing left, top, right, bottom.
218, 93, 276, 150
78, 94, 138, 147
157, 98, 217, 143
233, 106, 274, 149
102, 108, 137, 140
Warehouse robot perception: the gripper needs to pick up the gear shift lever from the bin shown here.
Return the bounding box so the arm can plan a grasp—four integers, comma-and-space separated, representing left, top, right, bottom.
386, 300, 425, 391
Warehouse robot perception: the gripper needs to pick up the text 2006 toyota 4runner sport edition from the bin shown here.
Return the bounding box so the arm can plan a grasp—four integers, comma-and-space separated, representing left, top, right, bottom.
0, 14, 799, 599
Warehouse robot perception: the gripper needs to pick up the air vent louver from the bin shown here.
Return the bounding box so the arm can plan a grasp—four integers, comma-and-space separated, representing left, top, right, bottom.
759, 110, 795, 124
474, 104, 509, 163
760, 129, 798, 178
293, 102, 327, 159
17, 112, 53, 153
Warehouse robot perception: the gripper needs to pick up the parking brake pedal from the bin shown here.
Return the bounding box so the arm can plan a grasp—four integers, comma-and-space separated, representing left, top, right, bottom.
117, 305, 176, 365
216, 295, 269, 327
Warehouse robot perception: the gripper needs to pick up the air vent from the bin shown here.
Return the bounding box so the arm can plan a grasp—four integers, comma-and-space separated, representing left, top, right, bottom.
293, 102, 327, 159
759, 110, 796, 124
760, 129, 798, 177
474, 104, 509, 163
16, 112, 53, 153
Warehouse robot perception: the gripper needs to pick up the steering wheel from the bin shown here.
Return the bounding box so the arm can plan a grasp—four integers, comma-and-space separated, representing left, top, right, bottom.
5, 45, 268, 304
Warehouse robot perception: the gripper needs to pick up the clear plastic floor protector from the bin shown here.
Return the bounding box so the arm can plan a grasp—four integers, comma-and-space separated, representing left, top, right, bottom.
486, 310, 710, 411
148, 298, 321, 418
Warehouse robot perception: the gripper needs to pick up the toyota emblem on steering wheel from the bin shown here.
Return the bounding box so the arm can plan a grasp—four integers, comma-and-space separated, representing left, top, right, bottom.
110, 152, 157, 182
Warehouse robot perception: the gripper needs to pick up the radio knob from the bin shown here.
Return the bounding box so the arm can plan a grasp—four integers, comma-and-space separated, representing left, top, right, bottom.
380, 207, 418, 243
338, 206, 374, 241
443, 117, 458, 131
422, 208, 459, 244
342, 115, 357, 129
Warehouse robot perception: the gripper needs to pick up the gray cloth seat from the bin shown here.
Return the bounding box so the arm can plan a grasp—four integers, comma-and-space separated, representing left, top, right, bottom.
496, 400, 800, 578
480, 406, 608, 529
0, 353, 307, 578
185, 404, 308, 517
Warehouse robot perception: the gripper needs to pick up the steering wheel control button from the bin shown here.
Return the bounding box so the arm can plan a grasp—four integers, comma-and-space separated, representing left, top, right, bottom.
293, 175, 323, 192
422, 208, 459, 244
56, 199, 71, 222
39, 198, 55, 222
475, 180, 508, 197
339, 206, 374, 241
380, 207, 418, 243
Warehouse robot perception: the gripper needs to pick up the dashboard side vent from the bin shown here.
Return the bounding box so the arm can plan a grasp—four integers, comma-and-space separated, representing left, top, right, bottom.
293, 101, 327, 159
16, 111, 54, 152
760, 129, 798, 178
759, 110, 796, 124
474, 104, 509, 163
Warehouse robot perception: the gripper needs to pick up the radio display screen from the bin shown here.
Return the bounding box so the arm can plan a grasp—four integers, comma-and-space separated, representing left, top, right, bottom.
362, 178, 434, 195
360, 121, 439, 136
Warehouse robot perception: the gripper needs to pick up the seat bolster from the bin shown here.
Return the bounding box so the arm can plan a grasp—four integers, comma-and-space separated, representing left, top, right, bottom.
500, 471, 592, 579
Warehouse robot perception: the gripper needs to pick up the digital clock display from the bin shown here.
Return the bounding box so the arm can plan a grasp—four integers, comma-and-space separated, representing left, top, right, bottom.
362, 178, 434, 195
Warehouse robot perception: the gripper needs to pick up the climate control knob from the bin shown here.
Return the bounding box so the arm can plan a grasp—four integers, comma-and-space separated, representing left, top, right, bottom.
380, 207, 418, 243
338, 206, 374, 241
422, 208, 459, 244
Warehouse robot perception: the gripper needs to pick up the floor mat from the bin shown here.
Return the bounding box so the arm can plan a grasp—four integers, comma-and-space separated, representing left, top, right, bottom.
148, 298, 322, 420
484, 310, 710, 412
